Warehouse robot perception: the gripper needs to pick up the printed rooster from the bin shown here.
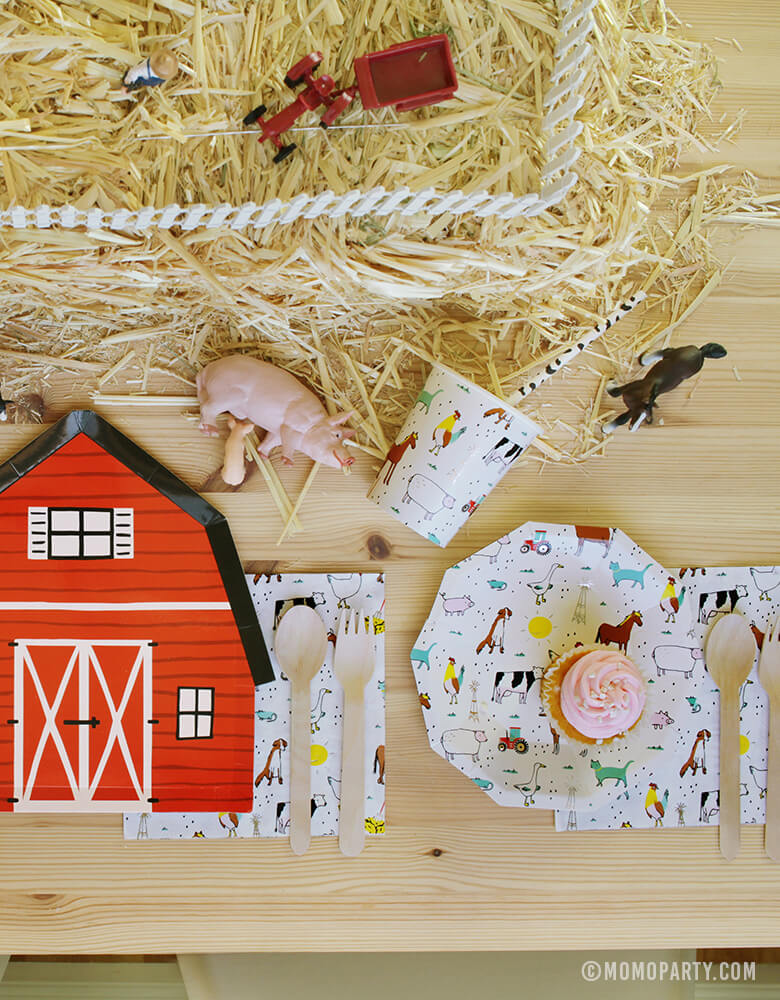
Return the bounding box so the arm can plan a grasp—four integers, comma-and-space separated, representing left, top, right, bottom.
645, 783, 669, 827
218, 812, 239, 837
443, 656, 465, 705
660, 577, 685, 623
430, 410, 462, 455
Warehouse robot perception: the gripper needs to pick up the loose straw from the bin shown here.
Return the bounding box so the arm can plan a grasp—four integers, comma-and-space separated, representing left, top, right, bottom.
244, 433, 302, 534
93, 393, 198, 406
276, 462, 320, 546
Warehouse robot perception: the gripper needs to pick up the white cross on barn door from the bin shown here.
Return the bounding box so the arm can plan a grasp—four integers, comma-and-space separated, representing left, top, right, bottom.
13, 640, 152, 812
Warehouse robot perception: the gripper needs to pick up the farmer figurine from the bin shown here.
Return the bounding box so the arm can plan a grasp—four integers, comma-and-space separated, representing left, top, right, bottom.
122, 48, 178, 93
602, 342, 727, 433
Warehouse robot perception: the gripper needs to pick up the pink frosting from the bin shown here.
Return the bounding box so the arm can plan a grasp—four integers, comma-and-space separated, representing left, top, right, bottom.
559, 649, 645, 740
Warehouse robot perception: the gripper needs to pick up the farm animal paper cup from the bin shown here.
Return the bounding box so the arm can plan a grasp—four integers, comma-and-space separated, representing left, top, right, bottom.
367, 363, 541, 546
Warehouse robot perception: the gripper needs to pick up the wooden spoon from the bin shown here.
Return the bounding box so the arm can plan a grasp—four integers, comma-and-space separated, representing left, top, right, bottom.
274, 604, 328, 856
706, 613, 756, 861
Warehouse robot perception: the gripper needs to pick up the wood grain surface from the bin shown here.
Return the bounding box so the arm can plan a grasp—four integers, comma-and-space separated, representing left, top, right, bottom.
1, 0, 780, 953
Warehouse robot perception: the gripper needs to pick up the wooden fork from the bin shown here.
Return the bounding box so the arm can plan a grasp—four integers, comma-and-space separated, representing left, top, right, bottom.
333, 608, 376, 857
758, 617, 780, 860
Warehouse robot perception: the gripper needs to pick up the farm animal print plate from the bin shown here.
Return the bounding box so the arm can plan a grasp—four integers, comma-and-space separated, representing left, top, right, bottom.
555, 565, 779, 831
123, 572, 386, 840
411, 522, 693, 812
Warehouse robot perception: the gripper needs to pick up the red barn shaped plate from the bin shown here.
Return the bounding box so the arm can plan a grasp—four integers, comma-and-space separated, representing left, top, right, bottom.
0, 410, 272, 814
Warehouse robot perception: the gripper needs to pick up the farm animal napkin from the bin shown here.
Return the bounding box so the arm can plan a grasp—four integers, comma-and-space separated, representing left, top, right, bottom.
554, 566, 778, 830
123, 572, 386, 839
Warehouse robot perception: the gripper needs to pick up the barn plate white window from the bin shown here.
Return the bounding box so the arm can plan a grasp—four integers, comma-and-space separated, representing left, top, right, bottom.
28, 506, 134, 559
177, 687, 215, 739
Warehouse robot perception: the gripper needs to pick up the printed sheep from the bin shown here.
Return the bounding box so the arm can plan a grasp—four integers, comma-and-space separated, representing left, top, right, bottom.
401, 474, 456, 520
441, 728, 487, 762
652, 645, 704, 679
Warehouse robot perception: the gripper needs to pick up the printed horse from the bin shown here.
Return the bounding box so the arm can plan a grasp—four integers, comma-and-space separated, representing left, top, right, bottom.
595, 611, 643, 652
377, 432, 418, 485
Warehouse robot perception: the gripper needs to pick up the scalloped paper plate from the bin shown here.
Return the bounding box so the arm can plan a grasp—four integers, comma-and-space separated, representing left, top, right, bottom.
411, 522, 694, 812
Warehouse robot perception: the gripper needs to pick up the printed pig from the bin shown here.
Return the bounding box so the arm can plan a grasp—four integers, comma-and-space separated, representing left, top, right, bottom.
651, 710, 674, 730
440, 594, 475, 616
197, 355, 355, 472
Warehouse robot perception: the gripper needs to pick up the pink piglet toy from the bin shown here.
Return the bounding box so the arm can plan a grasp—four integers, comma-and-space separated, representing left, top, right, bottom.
197, 355, 355, 470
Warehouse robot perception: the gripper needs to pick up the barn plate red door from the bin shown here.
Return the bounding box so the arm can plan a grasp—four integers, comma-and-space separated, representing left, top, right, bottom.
13, 640, 152, 812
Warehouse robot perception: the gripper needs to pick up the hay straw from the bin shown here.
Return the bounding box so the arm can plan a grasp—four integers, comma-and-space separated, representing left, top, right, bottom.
0, 0, 777, 473
276, 461, 320, 545
0, 0, 557, 205
93, 393, 198, 405
98, 350, 136, 386
243, 432, 302, 533
0, 348, 103, 373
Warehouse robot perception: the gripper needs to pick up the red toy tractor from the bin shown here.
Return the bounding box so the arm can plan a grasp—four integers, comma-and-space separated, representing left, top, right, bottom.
244, 34, 457, 162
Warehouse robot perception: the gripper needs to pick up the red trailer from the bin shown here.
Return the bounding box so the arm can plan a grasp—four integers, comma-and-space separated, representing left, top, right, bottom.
0, 411, 273, 814
353, 35, 457, 113
244, 34, 458, 162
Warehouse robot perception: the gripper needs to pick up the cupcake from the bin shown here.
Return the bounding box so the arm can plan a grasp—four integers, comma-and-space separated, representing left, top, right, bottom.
542, 644, 646, 744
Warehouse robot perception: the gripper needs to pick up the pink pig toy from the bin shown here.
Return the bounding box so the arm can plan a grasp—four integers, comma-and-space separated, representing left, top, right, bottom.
196, 355, 355, 471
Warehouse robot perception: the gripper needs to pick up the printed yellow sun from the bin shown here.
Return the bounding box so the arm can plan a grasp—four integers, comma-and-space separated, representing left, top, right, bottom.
740, 734, 750, 756
311, 745, 328, 766
528, 616, 552, 639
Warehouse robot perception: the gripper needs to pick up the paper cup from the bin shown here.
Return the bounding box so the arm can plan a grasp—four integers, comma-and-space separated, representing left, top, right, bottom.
367, 363, 541, 546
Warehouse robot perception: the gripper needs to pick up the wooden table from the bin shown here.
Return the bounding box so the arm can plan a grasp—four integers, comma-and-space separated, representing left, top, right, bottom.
1, 0, 779, 953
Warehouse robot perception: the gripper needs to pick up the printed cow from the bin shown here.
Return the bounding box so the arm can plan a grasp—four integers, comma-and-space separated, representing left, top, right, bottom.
273, 593, 326, 629
698, 585, 748, 624
491, 669, 543, 705
575, 525, 613, 557
699, 790, 719, 824
275, 794, 326, 834
482, 436, 526, 469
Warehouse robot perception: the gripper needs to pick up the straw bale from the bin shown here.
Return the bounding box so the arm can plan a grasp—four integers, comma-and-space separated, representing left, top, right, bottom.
0, 0, 558, 205
0, 0, 778, 469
